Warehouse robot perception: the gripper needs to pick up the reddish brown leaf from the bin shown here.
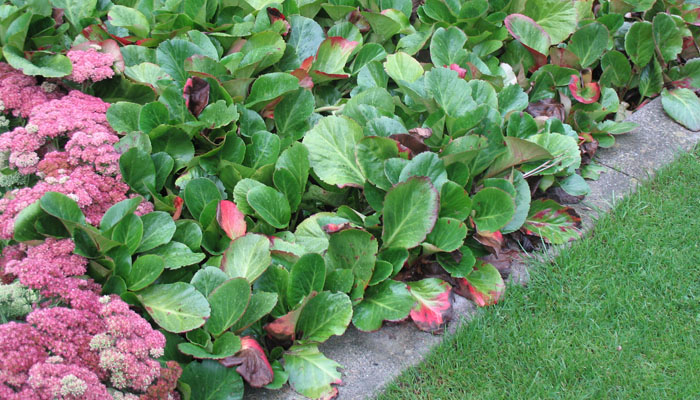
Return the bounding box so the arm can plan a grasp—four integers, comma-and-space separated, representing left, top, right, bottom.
172, 196, 184, 221
525, 98, 566, 121
183, 76, 210, 117
568, 74, 600, 104
348, 11, 370, 32
473, 230, 503, 255
389, 133, 428, 156
219, 336, 274, 388
267, 8, 290, 35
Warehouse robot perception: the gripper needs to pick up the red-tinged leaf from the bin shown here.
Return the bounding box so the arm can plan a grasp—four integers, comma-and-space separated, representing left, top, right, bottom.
183, 76, 210, 117
310, 37, 358, 83
219, 336, 273, 388
568, 74, 600, 104
172, 196, 184, 220
445, 63, 466, 79
322, 222, 353, 234
504, 14, 551, 56
525, 45, 548, 72
99, 22, 136, 45
407, 278, 453, 333
260, 97, 282, 119
100, 39, 125, 73
267, 8, 290, 35
263, 293, 315, 342
291, 68, 314, 89
521, 199, 582, 244
473, 230, 503, 255
456, 262, 504, 307
550, 47, 578, 68
217, 200, 246, 240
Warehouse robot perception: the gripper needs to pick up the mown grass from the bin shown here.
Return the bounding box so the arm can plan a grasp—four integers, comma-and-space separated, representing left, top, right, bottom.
377, 147, 700, 400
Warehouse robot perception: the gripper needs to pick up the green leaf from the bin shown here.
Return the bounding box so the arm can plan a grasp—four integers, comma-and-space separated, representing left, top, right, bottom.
126, 254, 164, 291
472, 187, 516, 233
423, 217, 468, 253
425, 67, 476, 118
247, 186, 291, 229
498, 84, 529, 117
523, 0, 577, 44
111, 214, 143, 254
600, 50, 632, 87
352, 280, 413, 331
180, 360, 244, 400
525, 133, 580, 175
310, 37, 358, 82
439, 181, 472, 220
502, 171, 531, 233
137, 283, 211, 333
382, 177, 439, 249
568, 22, 609, 69
108, 5, 150, 38
246, 73, 299, 109
146, 242, 206, 269
191, 266, 229, 298
184, 178, 222, 221
325, 229, 378, 302
355, 136, 399, 191
139, 102, 170, 133
137, 212, 176, 253
504, 13, 551, 55
522, 199, 582, 244
244, 131, 280, 169
302, 116, 365, 187
238, 31, 286, 77
288, 254, 326, 308
40, 192, 85, 225
384, 52, 424, 83
119, 148, 156, 196
274, 89, 314, 141
280, 16, 324, 70
284, 344, 342, 399
221, 233, 271, 283
624, 21, 653, 67
398, 152, 448, 191
2, 46, 72, 77
50, 0, 96, 31
652, 13, 683, 63
157, 39, 201, 85
107, 102, 141, 134
178, 332, 242, 359
294, 213, 333, 254
486, 136, 552, 178
274, 142, 310, 211
639, 58, 663, 98
661, 88, 700, 131
297, 291, 352, 342
436, 246, 475, 278
205, 278, 251, 336
429, 26, 468, 68
199, 101, 239, 129
231, 291, 278, 333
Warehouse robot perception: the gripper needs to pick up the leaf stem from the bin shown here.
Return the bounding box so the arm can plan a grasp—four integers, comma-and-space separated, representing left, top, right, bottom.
314, 105, 344, 113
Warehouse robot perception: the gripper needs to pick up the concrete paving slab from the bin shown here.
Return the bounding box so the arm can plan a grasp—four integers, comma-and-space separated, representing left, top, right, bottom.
246, 97, 700, 400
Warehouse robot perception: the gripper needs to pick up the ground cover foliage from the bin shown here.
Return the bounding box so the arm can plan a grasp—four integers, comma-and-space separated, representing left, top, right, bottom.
0, 0, 698, 398
378, 147, 700, 399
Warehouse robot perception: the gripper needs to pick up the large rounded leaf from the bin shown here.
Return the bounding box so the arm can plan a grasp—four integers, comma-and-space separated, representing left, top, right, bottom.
661, 88, 700, 132
461, 262, 505, 307
247, 185, 291, 229
126, 254, 164, 291
568, 22, 609, 68
523, 0, 577, 44
472, 187, 516, 233
504, 14, 551, 55
205, 278, 251, 336
355, 136, 399, 190
407, 278, 453, 333
423, 217, 468, 253
352, 280, 414, 331
221, 233, 271, 283
382, 177, 439, 249
287, 253, 326, 308
180, 360, 244, 400
296, 291, 353, 342
302, 116, 365, 188
184, 178, 222, 221
521, 199, 582, 244
284, 344, 342, 399
137, 282, 211, 333
624, 21, 653, 67
325, 229, 378, 303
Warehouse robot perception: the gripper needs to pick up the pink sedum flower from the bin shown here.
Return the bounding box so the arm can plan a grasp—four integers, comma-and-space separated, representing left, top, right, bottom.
0, 322, 47, 388
0, 63, 63, 118
66, 48, 115, 83
25, 361, 110, 400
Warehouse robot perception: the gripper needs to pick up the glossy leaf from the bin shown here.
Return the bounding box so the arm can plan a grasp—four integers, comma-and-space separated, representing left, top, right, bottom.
137, 283, 211, 333
284, 344, 342, 399
521, 199, 582, 244
221, 233, 271, 283
205, 278, 251, 336
296, 291, 353, 342
472, 187, 516, 233
461, 262, 504, 307
660, 88, 700, 132
407, 278, 453, 333
382, 177, 439, 249
303, 116, 365, 187
352, 280, 413, 331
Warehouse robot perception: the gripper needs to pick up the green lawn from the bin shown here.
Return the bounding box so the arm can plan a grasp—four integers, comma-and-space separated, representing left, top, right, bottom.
377, 148, 700, 400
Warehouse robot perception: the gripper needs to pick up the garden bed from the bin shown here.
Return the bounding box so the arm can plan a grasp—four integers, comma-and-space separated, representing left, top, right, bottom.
1, 1, 700, 399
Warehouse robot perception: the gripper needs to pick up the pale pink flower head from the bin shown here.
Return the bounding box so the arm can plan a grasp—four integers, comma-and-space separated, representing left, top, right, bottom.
445, 63, 467, 79
66, 48, 115, 83
25, 361, 110, 400
0, 322, 47, 388
0, 63, 63, 117
27, 90, 112, 140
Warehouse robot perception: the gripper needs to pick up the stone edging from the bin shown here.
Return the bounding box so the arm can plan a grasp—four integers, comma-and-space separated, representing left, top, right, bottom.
247, 97, 700, 400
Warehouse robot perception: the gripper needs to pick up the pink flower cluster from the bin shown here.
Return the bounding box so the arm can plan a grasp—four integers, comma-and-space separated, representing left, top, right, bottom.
0, 63, 63, 118
0, 239, 178, 398
66, 48, 115, 83
0, 73, 144, 238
